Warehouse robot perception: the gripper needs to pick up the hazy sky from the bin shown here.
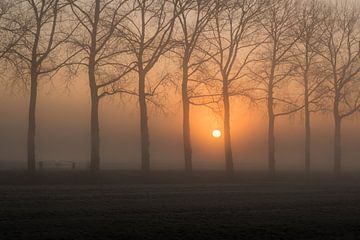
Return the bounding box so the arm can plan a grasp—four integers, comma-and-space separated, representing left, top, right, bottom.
0, 76, 359, 171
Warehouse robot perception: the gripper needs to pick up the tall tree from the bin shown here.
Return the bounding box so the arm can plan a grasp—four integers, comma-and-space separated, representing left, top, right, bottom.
206, 0, 262, 173
8, 0, 76, 172
292, 0, 327, 174
317, 2, 360, 173
122, 0, 178, 171
174, 0, 215, 172
68, 0, 135, 171
254, 0, 302, 174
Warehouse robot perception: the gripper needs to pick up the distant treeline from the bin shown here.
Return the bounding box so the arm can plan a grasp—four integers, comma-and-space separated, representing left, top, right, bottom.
0, 0, 359, 174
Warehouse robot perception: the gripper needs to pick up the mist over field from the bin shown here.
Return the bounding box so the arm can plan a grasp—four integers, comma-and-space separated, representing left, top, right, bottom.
1, 79, 359, 171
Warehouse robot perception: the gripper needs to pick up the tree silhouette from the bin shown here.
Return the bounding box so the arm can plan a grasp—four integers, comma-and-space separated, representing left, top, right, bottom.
317, 2, 360, 173
122, 0, 179, 171
205, 0, 263, 173
7, 0, 77, 172
67, 0, 135, 172
173, 0, 215, 172
253, 0, 303, 174
292, 0, 327, 174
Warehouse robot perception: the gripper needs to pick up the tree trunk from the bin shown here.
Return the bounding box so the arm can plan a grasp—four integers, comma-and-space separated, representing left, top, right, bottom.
304, 105, 311, 174
223, 78, 233, 173
88, 60, 100, 171
268, 92, 275, 175
182, 96, 192, 172
304, 72, 311, 174
27, 73, 38, 172
139, 72, 150, 171
268, 114, 275, 175
90, 91, 100, 171
182, 63, 192, 172
28, 18, 41, 173
334, 114, 342, 174
268, 50, 276, 175
89, 0, 100, 172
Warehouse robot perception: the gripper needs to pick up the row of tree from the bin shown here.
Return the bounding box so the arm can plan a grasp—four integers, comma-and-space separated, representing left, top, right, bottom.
0, 0, 359, 174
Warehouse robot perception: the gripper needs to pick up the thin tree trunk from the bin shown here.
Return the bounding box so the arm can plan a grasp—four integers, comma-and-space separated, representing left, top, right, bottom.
182, 62, 192, 172
88, 60, 100, 171
334, 114, 342, 174
89, 90, 100, 171
268, 89, 275, 175
304, 71, 311, 174
27, 73, 38, 172
268, 70, 276, 175
139, 72, 150, 171
268, 113, 275, 175
89, 0, 100, 172
182, 96, 192, 172
223, 78, 233, 173
333, 90, 342, 174
268, 48, 277, 175
27, 18, 41, 173
305, 105, 311, 174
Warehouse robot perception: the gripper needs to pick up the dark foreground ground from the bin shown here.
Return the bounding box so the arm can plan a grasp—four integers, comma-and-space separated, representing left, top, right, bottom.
1, 171, 360, 240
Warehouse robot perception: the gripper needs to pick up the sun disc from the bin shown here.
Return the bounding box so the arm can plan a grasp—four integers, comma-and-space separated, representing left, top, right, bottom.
212, 129, 222, 138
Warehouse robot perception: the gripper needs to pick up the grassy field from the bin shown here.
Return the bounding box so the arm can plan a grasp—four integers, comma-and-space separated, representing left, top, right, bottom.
1, 171, 360, 239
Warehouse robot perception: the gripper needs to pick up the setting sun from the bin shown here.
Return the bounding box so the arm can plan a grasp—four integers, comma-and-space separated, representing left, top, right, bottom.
212, 130, 222, 138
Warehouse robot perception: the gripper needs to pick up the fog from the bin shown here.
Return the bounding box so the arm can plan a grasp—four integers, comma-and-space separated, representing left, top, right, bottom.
1, 78, 359, 171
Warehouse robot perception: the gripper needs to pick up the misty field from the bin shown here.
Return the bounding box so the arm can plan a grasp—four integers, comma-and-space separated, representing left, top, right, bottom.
1, 172, 360, 240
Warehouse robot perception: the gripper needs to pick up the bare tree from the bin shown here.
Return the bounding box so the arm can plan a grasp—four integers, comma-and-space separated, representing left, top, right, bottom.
173, 0, 215, 172
317, 2, 360, 173
254, 0, 302, 174
121, 0, 178, 171
292, 0, 327, 174
68, 0, 135, 172
8, 0, 77, 172
204, 0, 263, 173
